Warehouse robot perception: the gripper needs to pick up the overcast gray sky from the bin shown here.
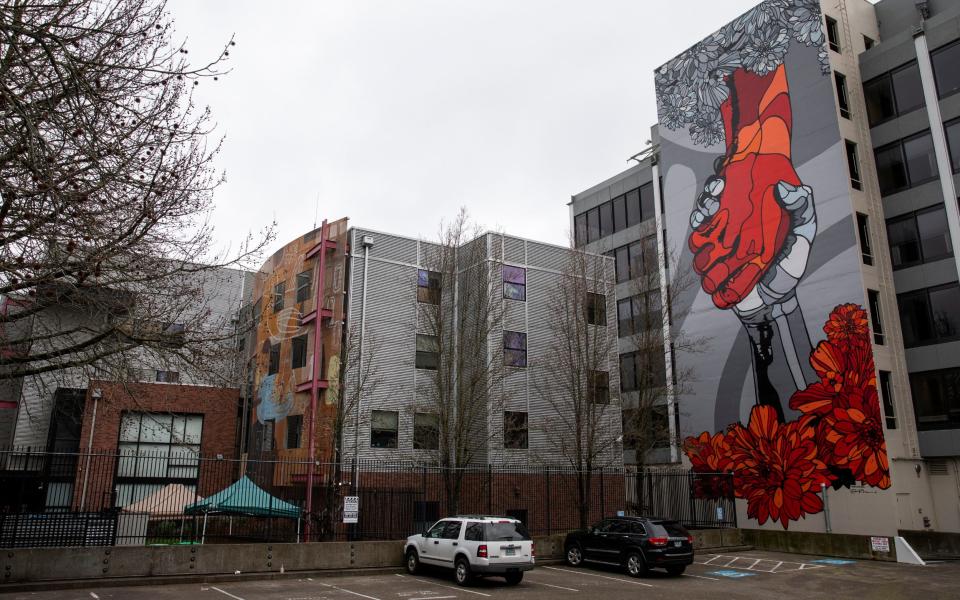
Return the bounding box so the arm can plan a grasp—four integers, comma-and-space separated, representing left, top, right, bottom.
168, 0, 763, 258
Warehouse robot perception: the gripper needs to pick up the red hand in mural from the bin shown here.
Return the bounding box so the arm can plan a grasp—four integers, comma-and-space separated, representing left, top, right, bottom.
688, 66, 802, 310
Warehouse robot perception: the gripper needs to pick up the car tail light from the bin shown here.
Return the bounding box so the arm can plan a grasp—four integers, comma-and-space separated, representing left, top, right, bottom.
687, 535, 695, 544
477, 544, 488, 558
531, 541, 536, 557
648, 537, 669, 547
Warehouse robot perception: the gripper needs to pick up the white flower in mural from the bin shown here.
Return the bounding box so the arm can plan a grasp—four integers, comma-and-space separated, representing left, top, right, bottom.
741, 25, 791, 75
654, 0, 828, 147
690, 106, 725, 147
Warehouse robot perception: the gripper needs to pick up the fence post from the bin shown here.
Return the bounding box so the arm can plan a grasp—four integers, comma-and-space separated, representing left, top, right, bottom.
599, 467, 605, 517
545, 468, 551, 536
687, 471, 697, 528
487, 465, 492, 514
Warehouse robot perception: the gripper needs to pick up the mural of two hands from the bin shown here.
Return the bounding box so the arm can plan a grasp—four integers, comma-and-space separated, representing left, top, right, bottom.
688, 153, 817, 322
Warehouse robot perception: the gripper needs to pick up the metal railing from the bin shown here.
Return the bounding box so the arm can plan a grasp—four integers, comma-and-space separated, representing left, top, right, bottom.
0, 447, 734, 547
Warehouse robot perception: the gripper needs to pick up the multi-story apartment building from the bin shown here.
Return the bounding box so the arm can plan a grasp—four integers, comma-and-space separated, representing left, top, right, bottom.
571, 0, 960, 539
0, 266, 251, 511
245, 223, 623, 472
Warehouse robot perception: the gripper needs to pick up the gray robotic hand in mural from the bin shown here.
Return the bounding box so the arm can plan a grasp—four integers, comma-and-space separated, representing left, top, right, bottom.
691, 174, 818, 420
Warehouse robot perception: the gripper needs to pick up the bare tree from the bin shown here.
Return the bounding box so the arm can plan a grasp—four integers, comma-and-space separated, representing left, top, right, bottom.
0, 1, 273, 394
416, 209, 506, 514
534, 243, 620, 529
310, 323, 382, 541
620, 243, 707, 467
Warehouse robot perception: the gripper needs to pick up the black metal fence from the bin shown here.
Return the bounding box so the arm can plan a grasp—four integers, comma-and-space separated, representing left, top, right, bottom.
0, 447, 734, 548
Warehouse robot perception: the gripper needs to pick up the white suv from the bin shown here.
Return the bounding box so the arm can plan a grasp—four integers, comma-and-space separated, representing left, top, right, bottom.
404, 515, 535, 586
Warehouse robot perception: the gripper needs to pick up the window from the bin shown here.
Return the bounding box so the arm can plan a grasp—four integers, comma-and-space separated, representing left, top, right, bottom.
574, 213, 587, 247
262, 419, 275, 452
903, 131, 938, 186
417, 269, 441, 305
416, 334, 439, 370
612, 194, 627, 232
622, 406, 670, 450
273, 281, 285, 312
947, 119, 960, 172
879, 370, 896, 429
116, 412, 202, 507
611, 235, 657, 284
863, 35, 875, 50
504, 411, 528, 449
868, 289, 884, 345
291, 334, 308, 369
370, 410, 398, 448
414, 413, 439, 450
845, 140, 862, 190
586, 207, 600, 243
269, 343, 280, 375
875, 131, 937, 195
640, 182, 655, 222
614, 246, 629, 282
910, 367, 960, 430
620, 351, 667, 392
625, 188, 641, 227
864, 62, 924, 126
441, 520, 462, 540
296, 271, 312, 303
504, 331, 528, 367
155, 370, 179, 383
586, 293, 606, 326
599, 201, 613, 238
617, 291, 661, 337
887, 206, 952, 269
503, 265, 526, 301
587, 370, 610, 404
286, 414, 303, 449
835, 72, 850, 119
856, 213, 873, 265
898, 283, 960, 347
825, 15, 840, 52
932, 40, 960, 98
252, 299, 262, 328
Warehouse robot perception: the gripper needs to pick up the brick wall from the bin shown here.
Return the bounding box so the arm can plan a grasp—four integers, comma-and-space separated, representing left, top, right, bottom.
71, 380, 239, 510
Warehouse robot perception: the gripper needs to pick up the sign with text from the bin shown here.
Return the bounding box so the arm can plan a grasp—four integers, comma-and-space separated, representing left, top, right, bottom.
871, 537, 890, 553
343, 495, 359, 524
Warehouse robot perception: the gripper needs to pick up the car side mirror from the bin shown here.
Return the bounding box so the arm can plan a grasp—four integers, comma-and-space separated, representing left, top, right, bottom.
586, 526, 593, 534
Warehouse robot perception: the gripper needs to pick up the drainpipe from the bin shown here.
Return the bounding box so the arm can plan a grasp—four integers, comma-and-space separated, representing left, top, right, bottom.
352, 236, 374, 490
912, 18, 960, 281
821, 482, 832, 533
79, 387, 101, 512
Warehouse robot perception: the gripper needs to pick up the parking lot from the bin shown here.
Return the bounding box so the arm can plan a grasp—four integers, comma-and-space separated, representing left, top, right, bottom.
1, 550, 958, 600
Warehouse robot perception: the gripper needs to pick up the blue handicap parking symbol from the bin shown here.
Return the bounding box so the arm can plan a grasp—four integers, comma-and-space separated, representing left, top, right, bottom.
811, 559, 855, 565
710, 570, 756, 578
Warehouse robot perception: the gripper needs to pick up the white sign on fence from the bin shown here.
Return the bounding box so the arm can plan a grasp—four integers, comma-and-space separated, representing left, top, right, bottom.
871, 536, 890, 553
343, 495, 359, 524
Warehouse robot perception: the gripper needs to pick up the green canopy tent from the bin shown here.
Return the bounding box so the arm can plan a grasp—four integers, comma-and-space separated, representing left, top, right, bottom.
184, 475, 302, 543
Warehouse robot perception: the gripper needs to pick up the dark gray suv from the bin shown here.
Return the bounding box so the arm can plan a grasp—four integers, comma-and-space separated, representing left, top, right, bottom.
563, 516, 694, 577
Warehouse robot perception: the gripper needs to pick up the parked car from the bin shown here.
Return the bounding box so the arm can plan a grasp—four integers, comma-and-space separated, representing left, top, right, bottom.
563, 516, 694, 577
404, 515, 535, 586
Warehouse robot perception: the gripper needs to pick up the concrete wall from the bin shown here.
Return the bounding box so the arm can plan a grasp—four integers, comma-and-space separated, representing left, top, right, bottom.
742, 529, 898, 561
0, 529, 745, 585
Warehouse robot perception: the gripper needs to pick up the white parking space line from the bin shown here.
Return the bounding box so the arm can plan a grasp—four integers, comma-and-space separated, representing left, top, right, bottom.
320, 581, 383, 600
694, 554, 830, 574
525, 579, 579, 592
395, 574, 492, 597
210, 586, 246, 600
409, 597, 456, 600
542, 566, 654, 588
684, 574, 721, 581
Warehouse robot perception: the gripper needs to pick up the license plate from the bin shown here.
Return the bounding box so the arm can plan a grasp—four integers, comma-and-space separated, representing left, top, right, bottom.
505, 548, 516, 556
673, 541, 682, 547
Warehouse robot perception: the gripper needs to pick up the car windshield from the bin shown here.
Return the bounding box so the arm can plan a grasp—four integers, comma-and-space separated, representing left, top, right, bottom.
650, 520, 689, 538
483, 522, 531, 541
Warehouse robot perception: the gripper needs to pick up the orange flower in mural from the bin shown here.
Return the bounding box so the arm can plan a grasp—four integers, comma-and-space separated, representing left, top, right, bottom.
822, 303, 871, 345
726, 406, 833, 529
789, 339, 875, 417
684, 431, 735, 499
819, 386, 891, 489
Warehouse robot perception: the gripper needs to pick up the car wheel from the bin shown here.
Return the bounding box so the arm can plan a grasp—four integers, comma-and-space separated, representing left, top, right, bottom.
666, 565, 686, 576
565, 544, 584, 567
454, 557, 473, 586
405, 549, 420, 575
505, 572, 523, 585
625, 552, 648, 578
